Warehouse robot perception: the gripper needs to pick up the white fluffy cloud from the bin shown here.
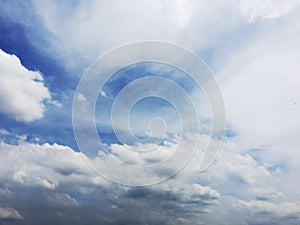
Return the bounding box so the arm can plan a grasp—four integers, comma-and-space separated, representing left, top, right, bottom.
0, 49, 51, 122
0, 141, 103, 190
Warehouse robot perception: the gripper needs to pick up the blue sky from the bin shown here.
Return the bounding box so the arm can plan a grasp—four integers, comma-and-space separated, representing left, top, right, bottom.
1, 0, 300, 224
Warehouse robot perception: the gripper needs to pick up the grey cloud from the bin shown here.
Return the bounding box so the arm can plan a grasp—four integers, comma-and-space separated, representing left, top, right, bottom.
0, 139, 299, 224
0, 207, 23, 221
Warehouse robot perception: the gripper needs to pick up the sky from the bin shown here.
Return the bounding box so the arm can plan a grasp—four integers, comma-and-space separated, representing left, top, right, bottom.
0, 0, 300, 224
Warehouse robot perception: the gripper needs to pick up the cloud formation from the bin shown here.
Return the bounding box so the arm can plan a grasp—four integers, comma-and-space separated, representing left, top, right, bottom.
0, 134, 299, 224
1, 0, 300, 224
0, 49, 51, 122
219, 6, 300, 164
1, 0, 242, 70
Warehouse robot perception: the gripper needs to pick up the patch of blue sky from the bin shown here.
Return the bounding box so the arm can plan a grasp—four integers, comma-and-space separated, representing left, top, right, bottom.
1, 2, 257, 150
95, 62, 203, 145
0, 111, 78, 151
267, 162, 288, 173
0, 16, 75, 91
246, 148, 289, 173
100, 62, 199, 97
129, 97, 180, 138
224, 129, 237, 138
245, 148, 266, 163
0, 12, 81, 149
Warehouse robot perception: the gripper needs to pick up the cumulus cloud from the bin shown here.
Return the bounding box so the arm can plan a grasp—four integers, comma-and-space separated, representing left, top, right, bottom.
192, 183, 220, 199
13, 171, 57, 190
0, 139, 220, 224
0, 141, 99, 190
0, 135, 299, 224
0, 49, 51, 122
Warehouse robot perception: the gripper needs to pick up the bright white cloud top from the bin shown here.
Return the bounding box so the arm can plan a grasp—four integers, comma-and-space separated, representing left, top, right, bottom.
0, 49, 51, 121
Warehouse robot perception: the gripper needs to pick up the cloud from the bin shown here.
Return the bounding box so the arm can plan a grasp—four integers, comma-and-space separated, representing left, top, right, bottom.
241, 200, 300, 216
192, 183, 220, 199
1, 1, 300, 224
100, 90, 107, 98
240, 0, 300, 22
0, 138, 220, 224
0, 0, 243, 71
218, 8, 300, 164
77, 92, 87, 102
13, 171, 57, 190
0, 207, 23, 220
0, 129, 9, 136
0, 135, 299, 224
0, 141, 100, 190
47, 193, 79, 207
252, 187, 283, 201
0, 49, 51, 122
